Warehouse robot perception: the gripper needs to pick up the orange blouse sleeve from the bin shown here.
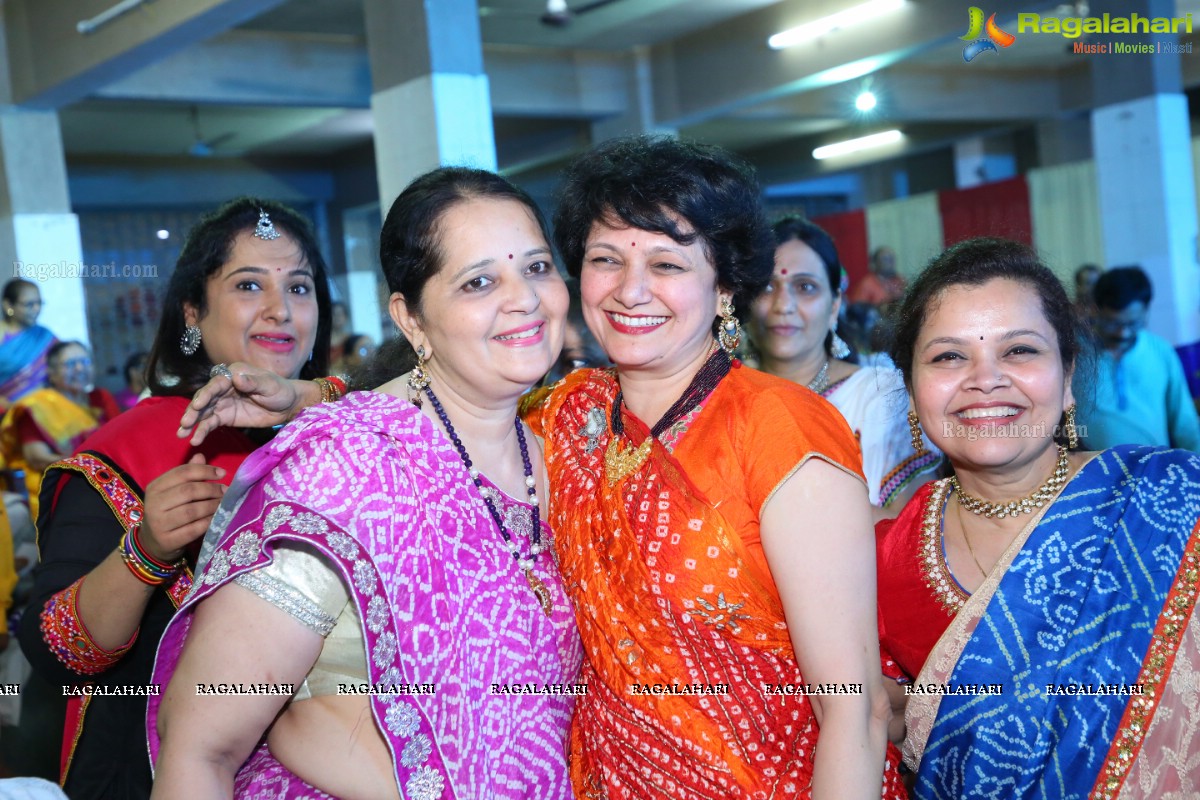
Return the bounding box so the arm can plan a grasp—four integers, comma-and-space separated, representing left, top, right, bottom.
736, 371, 866, 517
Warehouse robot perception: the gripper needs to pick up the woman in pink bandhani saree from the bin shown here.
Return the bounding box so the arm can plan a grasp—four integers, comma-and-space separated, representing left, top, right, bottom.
149, 168, 582, 800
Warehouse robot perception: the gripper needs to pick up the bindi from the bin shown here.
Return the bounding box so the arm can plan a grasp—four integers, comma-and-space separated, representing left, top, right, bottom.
508, 254, 513, 259
780, 269, 788, 276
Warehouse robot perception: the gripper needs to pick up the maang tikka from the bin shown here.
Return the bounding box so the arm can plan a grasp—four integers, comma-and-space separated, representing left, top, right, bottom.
254, 209, 281, 241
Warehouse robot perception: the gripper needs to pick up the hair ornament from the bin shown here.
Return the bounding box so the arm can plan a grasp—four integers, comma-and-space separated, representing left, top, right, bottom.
254, 209, 281, 241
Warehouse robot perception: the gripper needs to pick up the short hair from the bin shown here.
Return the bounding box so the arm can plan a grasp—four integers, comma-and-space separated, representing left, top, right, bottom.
552, 135, 774, 315
2, 279, 37, 306
890, 238, 1083, 388
1092, 266, 1152, 311
145, 198, 333, 397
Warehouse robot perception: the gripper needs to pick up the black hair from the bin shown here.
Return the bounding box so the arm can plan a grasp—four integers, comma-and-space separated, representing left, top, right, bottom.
145, 198, 332, 397
123, 351, 148, 385
889, 238, 1087, 447
770, 215, 844, 356
379, 167, 552, 314
1092, 266, 1152, 311
47, 340, 87, 367
341, 333, 371, 357
2, 279, 37, 306
364, 166, 550, 384
552, 135, 774, 316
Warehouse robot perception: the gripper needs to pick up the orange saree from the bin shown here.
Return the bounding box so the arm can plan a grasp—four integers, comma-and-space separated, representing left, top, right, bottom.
533, 364, 906, 799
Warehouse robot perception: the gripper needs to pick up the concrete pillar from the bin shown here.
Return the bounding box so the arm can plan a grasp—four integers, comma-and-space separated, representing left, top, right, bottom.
363, 0, 495, 208
0, 108, 87, 344
591, 47, 675, 144
1089, 0, 1199, 345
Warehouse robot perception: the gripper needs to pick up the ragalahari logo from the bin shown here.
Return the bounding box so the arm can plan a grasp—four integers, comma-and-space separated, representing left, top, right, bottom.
961, 7, 1015, 62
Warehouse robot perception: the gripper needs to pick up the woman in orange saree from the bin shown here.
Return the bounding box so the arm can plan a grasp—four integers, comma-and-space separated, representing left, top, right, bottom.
532, 135, 905, 799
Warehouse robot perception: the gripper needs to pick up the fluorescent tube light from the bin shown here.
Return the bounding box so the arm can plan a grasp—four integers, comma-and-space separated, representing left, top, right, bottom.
769, 0, 906, 50
812, 130, 903, 160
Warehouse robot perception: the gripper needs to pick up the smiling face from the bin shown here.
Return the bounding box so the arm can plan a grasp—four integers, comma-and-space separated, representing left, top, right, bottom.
184, 230, 319, 380
750, 239, 839, 364
912, 277, 1073, 472
48, 343, 93, 396
580, 215, 726, 379
392, 197, 568, 402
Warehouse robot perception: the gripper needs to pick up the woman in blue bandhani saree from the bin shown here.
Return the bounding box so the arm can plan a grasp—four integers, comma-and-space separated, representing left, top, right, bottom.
875, 238, 1200, 800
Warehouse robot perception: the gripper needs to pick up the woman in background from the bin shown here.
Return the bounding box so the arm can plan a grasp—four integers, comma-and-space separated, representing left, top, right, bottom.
0, 342, 120, 517
0, 280, 55, 410
18, 198, 333, 800
748, 217, 938, 517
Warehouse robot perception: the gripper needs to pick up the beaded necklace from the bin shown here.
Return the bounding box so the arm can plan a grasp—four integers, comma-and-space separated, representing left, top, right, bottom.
605, 346, 732, 485
424, 385, 553, 616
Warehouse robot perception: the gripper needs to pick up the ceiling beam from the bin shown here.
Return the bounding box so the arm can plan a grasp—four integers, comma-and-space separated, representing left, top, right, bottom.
5, 0, 290, 108
649, 0, 1062, 128
96, 32, 633, 119
741, 65, 1064, 124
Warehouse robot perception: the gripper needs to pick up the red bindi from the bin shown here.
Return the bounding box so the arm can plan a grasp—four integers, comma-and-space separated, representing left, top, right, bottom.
508, 254, 513, 259
781, 269, 788, 275
631, 242, 636, 247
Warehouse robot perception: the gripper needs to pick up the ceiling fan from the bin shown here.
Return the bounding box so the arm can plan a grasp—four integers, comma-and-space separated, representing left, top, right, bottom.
188, 106, 236, 158
540, 0, 626, 27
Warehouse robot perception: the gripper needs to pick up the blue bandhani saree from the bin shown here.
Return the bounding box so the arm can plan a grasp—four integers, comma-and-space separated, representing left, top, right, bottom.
910, 445, 1200, 799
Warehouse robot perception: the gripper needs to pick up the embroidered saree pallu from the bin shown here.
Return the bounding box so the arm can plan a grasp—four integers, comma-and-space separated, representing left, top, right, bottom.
535, 367, 906, 799
150, 393, 581, 800
905, 446, 1200, 800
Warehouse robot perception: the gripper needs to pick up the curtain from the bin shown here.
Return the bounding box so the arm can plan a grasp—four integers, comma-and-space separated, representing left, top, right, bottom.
865, 192, 944, 280
812, 208, 868, 290
1028, 161, 1105, 283
939, 176, 1032, 247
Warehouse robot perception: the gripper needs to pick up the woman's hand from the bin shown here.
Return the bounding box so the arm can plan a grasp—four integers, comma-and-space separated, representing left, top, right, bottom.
177, 362, 318, 446
138, 454, 227, 563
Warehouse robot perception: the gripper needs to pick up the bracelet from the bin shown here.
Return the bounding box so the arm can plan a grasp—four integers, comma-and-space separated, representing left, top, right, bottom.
315, 376, 347, 403
119, 524, 182, 586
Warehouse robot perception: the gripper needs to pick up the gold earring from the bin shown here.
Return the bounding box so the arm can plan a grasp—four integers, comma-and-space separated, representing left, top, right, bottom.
407, 345, 430, 407
717, 297, 741, 353
1064, 403, 1079, 449
908, 411, 926, 455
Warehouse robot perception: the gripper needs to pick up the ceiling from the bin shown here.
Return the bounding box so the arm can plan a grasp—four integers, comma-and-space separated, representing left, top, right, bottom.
43, 0, 1200, 190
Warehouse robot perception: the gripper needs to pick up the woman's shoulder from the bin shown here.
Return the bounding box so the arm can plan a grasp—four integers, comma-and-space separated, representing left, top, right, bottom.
723, 364, 848, 425
268, 390, 432, 466
875, 479, 943, 557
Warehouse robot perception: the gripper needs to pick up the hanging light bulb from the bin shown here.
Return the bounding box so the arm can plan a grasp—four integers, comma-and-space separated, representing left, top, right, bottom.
855, 90, 877, 111
541, 0, 571, 26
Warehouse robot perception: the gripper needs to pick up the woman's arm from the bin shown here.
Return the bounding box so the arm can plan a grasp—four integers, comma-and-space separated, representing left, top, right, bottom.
19, 456, 226, 682
760, 458, 889, 800
76, 455, 226, 651
152, 582, 322, 799
21, 441, 64, 472
178, 363, 323, 446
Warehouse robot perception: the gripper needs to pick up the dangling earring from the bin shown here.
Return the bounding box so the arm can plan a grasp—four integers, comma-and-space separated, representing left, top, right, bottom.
1064, 403, 1079, 449
830, 325, 851, 359
179, 325, 202, 356
717, 297, 741, 353
908, 410, 927, 455
408, 345, 430, 407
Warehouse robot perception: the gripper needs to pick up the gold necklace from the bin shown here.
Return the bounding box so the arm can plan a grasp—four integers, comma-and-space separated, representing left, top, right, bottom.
950, 446, 1070, 519
953, 498, 990, 580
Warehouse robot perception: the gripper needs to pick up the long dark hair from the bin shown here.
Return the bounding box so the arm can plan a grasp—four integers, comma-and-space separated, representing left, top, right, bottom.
145, 198, 332, 397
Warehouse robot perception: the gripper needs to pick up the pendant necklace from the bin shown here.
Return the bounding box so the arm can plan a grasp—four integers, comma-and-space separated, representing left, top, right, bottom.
807, 360, 831, 394
605, 345, 732, 485
424, 385, 553, 616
